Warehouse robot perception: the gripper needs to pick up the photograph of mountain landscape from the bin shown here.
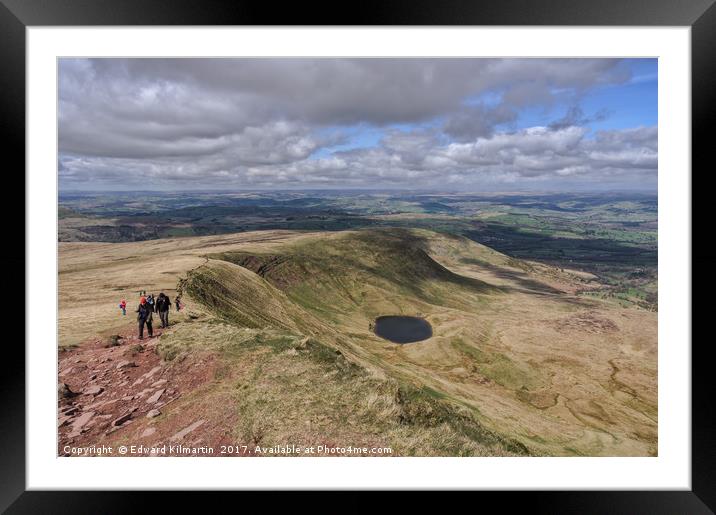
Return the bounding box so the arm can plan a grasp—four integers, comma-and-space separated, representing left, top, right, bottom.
58, 58, 657, 457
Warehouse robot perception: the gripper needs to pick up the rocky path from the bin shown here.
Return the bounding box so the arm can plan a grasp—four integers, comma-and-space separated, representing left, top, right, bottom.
58, 326, 187, 455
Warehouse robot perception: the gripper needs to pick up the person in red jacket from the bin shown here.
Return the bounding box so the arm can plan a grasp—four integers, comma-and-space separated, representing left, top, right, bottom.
119, 299, 127, 316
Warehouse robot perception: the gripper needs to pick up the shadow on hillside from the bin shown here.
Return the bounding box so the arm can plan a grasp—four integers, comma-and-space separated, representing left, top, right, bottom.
461, 258, 565, 295
460, 256, 596, 308
346, 228, 504, 299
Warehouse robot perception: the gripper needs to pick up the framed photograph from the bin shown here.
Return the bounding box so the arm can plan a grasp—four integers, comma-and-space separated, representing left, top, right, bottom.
4, 0, 712, 510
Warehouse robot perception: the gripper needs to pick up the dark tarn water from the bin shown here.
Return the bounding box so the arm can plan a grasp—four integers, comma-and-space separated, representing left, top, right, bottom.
373, 316, 432, 344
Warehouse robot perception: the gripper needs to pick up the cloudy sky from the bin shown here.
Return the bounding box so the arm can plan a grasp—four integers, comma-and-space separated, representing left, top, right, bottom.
58, 58, 657, 192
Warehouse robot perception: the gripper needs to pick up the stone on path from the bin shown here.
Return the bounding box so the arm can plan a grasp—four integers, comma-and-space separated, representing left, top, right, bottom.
87, 398, 119, 411
146, 389, 165, 405
140, 427, 157, 438
137, 388, 153, 398
116, 360, 136, 370
142, 366, 162, 379
170, 420, 205, 442
146, 409, 161, 419
106, 419, 133, 435
59, 383, 78, 398
112, 407, 137, 427
61, 406, 78, 416
83, 385, 104, 396
67, 411, 95, 438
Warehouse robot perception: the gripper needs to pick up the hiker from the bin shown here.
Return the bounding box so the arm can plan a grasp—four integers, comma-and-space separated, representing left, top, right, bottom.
147, 293, 155, 312
119, 299, 127, 316
155, 292, 171, 328
136, 296, 153, 340
175, 296, 181, 312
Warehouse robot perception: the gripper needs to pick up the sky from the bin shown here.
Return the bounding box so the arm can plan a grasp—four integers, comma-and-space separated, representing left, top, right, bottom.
58, 58, 657, 192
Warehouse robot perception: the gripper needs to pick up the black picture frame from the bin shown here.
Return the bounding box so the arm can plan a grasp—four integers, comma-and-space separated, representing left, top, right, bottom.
2, 0, 712, 511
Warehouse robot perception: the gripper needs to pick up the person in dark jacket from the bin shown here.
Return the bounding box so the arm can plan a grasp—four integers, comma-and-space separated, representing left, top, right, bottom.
155, 292, 171, 328
175, 296, 181, 312
147, 294, 156, 312
136, 296, 153, 339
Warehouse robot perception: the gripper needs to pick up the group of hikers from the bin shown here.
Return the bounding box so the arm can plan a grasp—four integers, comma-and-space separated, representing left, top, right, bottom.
118, 290, 183, 340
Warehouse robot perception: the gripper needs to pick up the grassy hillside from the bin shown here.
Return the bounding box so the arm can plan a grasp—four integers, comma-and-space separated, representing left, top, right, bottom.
206, 229, 498, 319
147, 318, 527, 456
59, 228, 657, 456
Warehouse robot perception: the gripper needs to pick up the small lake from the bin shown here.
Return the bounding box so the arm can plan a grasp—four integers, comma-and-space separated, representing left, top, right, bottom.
373, 316, 432, 344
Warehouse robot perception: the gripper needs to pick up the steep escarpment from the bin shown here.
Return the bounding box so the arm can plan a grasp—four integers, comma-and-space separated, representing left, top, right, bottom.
208, 229, 499, 318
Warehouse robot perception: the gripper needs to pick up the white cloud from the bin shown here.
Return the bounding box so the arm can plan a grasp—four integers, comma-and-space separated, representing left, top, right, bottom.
57, 58, 655, 190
